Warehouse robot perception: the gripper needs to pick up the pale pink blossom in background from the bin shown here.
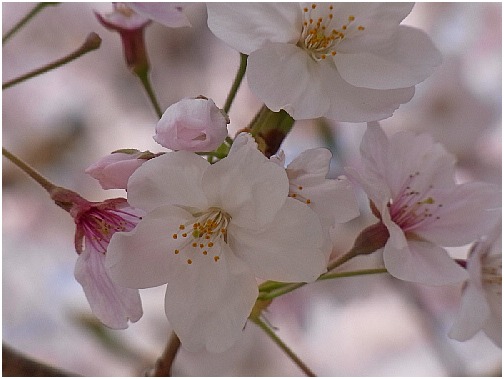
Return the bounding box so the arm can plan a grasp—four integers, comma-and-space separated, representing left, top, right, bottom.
449, 224, 502, 347
154, 97, 229, 152
207, 2, 441, 121
106, 134, 327, 352
85, 150, 148, 190
50, 188, 144, 329
347, 123, 500, 285
129, 2, 191, 28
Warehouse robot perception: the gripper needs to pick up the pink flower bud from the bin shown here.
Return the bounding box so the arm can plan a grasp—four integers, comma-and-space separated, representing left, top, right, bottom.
85, 151, 147, 190
154, 98, 229, 152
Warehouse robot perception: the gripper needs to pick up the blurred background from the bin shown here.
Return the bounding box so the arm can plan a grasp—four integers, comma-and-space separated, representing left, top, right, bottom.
2, 2, 501, 376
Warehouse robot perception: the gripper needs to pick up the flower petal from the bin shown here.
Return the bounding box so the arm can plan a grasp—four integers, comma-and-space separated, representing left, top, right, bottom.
247, 43, 331, 120
106, 205, 194, 289
286, 148, 360, 225
202, 133, 289, 229
130, 3, 191, 28
75, 248, 143, 329
382, 203, 468, 285
229, 198, 327, 283
206, 3, 301, 54
415, 182, 501, 246
319, 62, 415, 122
336, 26, 441, 90
448, 280, 491, 342
164, 244, 258, 352
331, 3, 414, 53
127, 152, 209, 212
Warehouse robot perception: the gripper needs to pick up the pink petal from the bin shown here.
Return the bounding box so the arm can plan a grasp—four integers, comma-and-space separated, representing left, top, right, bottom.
75, 248, 142, 329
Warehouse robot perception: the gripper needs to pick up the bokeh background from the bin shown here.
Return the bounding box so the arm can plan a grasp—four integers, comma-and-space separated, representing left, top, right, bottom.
2, 2, 501, 376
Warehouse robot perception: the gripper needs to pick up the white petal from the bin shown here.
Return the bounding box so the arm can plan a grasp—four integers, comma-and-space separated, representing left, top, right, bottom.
448, 281, 491, 342
319, 62, 415, 122
382, 204, 468, 285
415, 182, 501, 246
336, 26, 441, 90
130, 3, 191, 28
385, 130, 456, 195
328, 3, 414, 54
229, 198, 327, 283
127, 152, 209, 212
202, 133, 289, 229
106, 205, 194, 289
75, 248, 142, 329
206, 3, 301, 54
247, 43, 330, 120
287, 148, 332, 183
164, 245, 258, 352
345, 123, 392, 207
304, 177, 360, 226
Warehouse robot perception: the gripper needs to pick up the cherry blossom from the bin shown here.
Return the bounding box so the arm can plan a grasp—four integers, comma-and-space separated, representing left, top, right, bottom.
85, 150, 149, 190
346, 123, 500, 285
51, 188, 144, 329
154, 98, 229, 152
449, 224, 502, 346
271, 148, 359, 258
105, 133, 328, 352
207, 3, 441, 121
95, 3, 190, 72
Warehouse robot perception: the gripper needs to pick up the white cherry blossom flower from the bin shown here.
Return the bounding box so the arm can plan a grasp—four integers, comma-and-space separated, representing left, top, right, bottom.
154, 98, 229, 152
347, 123, 500, 285
207, 3, 441, 121
449, 224, 502, 346
105, 134, 327, 352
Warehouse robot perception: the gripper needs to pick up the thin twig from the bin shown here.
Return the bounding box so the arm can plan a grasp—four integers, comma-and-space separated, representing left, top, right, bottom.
2, 3, 59, 44
3, 32, 101, 90
251, 317, 316, 377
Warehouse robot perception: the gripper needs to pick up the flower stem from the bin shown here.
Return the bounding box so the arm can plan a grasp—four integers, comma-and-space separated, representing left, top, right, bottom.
2, 147, 57, 193
2, 2, 60, 44
223, 53, 247, 114
136, 70, 163, 119
250, 316, 316, 377
152, 332, 181, 376
2, 32, 101, 90
258, 247, 379, 300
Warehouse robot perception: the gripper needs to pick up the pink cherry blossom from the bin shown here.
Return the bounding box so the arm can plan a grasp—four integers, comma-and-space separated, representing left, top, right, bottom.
51, 188, 144, 329
85, 150, 149, 190
154, 98, 229, 152
347, 122, 500, 285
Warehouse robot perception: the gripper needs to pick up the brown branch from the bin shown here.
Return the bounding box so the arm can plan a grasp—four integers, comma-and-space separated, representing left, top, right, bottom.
2, 343, 79, 376
151, 332, 180, 376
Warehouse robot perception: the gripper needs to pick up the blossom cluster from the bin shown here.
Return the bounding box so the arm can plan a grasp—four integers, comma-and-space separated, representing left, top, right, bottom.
14, 1, 499, 362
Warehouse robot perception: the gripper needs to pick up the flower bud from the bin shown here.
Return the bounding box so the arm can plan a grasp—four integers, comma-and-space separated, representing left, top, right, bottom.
85, 150, 150, 190
154, 97, 229, 152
